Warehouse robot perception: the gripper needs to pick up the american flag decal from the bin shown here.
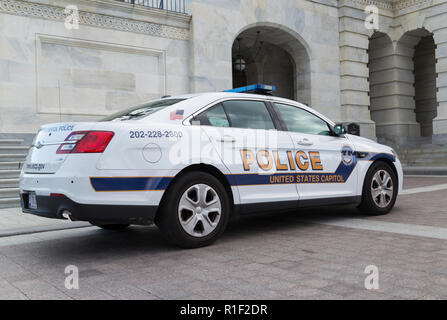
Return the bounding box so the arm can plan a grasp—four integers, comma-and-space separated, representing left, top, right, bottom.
170, 109, 184, 120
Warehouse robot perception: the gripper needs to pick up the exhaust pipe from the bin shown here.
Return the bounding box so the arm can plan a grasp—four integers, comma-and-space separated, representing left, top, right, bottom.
61, 210, 72, 220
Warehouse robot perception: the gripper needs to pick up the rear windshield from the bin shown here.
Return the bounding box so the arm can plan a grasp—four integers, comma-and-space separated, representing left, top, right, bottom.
101, 98, 186, 121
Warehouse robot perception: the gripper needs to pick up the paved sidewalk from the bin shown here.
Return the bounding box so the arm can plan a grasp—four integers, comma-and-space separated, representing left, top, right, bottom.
0, 207, 88, 235
0, 175, 446, 300
1, 175, 444, 232
0, 207, 64, 231
0, 174, 446, 235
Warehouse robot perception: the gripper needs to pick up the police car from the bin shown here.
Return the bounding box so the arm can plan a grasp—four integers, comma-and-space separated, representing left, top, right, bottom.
20, 84, 403, 248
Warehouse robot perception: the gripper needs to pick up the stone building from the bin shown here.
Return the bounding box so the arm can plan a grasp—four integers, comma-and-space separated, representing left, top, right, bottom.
0, 0, 446, 163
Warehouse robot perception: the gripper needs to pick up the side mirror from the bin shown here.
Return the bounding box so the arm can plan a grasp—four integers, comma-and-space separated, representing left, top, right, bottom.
190, 117, 201, 126
333, 124, 346, 136
346, 123, 360, 136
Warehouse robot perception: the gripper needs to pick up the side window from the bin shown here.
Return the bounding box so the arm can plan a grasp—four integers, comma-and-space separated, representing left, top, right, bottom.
274, 103, 332, 136
222, 100, 275, 130
193, 104, 230, 127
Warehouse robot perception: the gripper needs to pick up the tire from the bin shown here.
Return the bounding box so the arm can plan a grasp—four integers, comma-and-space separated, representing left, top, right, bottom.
358, 161, 398, 216
91, 223, 130, 230
155, 171, 231, 248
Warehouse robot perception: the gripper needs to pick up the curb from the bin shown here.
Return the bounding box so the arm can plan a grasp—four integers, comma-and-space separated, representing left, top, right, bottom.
0, 222, 92, 238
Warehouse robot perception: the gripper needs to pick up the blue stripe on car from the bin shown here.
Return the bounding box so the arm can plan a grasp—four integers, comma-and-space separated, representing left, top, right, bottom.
89, 152, 395, 191
90, 177, 173, 192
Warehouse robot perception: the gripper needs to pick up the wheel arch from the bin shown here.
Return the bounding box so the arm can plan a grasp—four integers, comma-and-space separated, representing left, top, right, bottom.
357, 157, 399, 215
156, 164, 235, 219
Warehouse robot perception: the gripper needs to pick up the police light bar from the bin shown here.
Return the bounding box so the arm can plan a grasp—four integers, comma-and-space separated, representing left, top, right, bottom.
224, 84, 276, 95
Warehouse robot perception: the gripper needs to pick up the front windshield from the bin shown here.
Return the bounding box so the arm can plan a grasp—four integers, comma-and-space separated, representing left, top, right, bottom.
101, 98, 186, 121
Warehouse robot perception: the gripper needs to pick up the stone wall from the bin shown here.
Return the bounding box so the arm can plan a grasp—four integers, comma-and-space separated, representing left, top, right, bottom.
1, 0, 447, 143
0, 0, 190, 133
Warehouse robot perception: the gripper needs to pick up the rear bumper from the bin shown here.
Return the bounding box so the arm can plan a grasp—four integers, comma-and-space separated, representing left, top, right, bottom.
20, 194, 158, 225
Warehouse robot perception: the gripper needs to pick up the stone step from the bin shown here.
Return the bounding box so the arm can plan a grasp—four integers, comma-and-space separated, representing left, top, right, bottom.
0, 154, 27, 162
399, 152, 447, 160
400, 150, 447, 155
0, 139, 25, 145
0, 161, 23, 170
399, 158, 447, 164
399, 143, 447, 148
400, 154, 447, 160
0, 146, 29, 154
394, 142, 447, 147
0, 187, 19, 198
404, 166, 447, 175
402, 152, 447, 158
403, 162, 447, 168
381, 137, 433, 147
405, 161, 447, 166
402, 160, 447, 165
0, 178, 19, 188
397, 153, 447, 159
0, 197, 20, 208
398, 150, 446, 155
399, 148, 447, 154
0, 169, 21, 179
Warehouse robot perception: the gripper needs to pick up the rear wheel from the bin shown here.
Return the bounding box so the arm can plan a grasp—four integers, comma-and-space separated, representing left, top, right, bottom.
155, 171, 230, 248
358, 161, 397, 216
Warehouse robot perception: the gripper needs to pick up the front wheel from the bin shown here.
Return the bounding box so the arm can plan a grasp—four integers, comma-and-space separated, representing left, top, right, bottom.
155, 171, 231, 248
358, 161, 398, 216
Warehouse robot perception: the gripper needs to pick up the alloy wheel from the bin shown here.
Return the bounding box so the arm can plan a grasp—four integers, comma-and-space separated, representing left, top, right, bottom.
371, 169, 394, 208
178, 184, 222, 237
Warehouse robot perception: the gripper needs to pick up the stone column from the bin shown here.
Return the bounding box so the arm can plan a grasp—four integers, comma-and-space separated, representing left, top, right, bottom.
339, 3, 376, 139
188, 2, 234, 93
433, 28, 447, 138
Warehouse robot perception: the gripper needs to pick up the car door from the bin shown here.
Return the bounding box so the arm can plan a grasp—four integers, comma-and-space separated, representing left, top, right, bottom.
271, 102, 358, 201
193, 99, 299, 209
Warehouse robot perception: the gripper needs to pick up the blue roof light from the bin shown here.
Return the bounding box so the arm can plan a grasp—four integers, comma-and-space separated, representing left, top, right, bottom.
224, 84, 276, 94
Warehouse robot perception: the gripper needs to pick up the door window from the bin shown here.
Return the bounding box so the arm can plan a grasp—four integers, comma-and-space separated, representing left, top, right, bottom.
274, 103, 332, 136
222, 100, 275, 130
193, 100, 276, 130
193, 103, 230, 127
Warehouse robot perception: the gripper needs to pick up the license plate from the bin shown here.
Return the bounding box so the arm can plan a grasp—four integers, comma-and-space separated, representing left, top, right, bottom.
28, 193, 37, 209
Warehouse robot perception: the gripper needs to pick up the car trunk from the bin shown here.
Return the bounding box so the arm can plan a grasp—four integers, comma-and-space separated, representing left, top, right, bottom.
24, 123, 92, 174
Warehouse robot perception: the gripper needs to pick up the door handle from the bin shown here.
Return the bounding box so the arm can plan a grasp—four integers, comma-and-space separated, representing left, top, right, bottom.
298, 138, 313, 146
217, 135, 236, 143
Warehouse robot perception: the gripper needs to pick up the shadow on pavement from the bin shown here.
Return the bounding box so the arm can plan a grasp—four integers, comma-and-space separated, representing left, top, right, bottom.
17, 203, 376, 261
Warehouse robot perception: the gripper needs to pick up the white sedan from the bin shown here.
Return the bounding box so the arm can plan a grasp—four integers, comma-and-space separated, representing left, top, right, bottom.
20, 86, 403, 248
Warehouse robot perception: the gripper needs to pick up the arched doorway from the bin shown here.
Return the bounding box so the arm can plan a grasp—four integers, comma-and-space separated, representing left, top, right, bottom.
395, 29, 438, 138
231, 25, 311, 104
413, 33, 437, 137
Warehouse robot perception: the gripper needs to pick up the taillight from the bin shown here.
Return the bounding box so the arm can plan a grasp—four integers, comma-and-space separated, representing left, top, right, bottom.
50, 193, 66, 197
57, 131, 114, 154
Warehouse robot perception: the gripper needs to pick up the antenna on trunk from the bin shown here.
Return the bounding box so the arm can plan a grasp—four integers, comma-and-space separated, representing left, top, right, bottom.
57, 80, 62, 122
